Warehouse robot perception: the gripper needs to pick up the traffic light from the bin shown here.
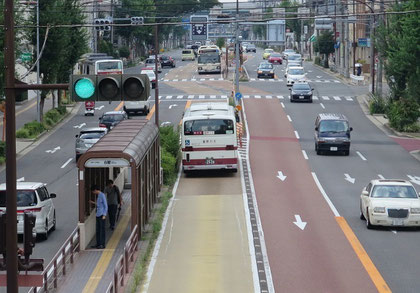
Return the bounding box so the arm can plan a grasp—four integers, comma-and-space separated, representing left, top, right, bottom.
70, 75, 97, 102
23, 212, 36, 260
131, 17, 144, 25
122, 74, 150, 101
71, 74, 150, 102
94, 18, 112, 31
104, 19, 111, 31
0, 212, 6, 256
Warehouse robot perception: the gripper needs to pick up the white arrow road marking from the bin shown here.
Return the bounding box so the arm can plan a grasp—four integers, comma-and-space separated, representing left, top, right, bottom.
293, 215, 307, 230
378, 174, 385, 180
73, 123, 86, 129
276, 171, 287, 181
46, 146, 61, 154
356, 151, 367, 161
160, 122, 172, 126
61, 158, 73, 169
344, 173, 355, 184
316, 75, 322, 78
94, 105, 104, 110
407, 175, 420, 186
17, 177, 25, 182
168, 104, 178, 109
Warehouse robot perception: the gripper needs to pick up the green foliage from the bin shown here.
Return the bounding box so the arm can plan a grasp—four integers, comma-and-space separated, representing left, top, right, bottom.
160, 126, 180, 159
15, 107, 67, 138
98, 40, 117, 58
314, 31, 335, 55
387, 99, 420, 132
216, 38, 225, 49
161, 148, 177, 185
16, 129, 30, 139
159, 126, 180, 185
0, 141, 5, 159
118, 46, 130, 59
314, 56, 321, 65
376, 0, 420, 105
369, 94, 388, 114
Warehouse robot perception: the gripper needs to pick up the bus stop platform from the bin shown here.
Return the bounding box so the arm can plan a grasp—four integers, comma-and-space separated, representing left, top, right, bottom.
57, 190, 136, 293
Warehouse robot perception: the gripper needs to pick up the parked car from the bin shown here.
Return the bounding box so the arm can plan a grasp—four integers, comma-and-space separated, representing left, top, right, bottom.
262, 48, 274, 60
257, 62, 275, 78
314, 113, 353, 155
182, 49, 195, 61
246, 44, 256, 53
144, 58, 162, 73
289, 82, 313, 103
0, 182, 57, 239
286, 66, 306, 86
268, 53, 283, 64
360, 179, 420, 229
99, 111, 128, 130
160, 55, 176, 68
141, 69, 156, 89
75, 127, 108, 160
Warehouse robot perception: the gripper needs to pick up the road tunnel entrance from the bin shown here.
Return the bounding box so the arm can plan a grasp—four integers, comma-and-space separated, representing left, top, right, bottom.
77, 119, 160, 250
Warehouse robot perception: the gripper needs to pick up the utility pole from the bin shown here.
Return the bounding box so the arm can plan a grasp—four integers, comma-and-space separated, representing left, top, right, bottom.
340, 0, 345, 74
36, 0, 41, 122
370, 13, 375, 94
110, 0, 114, 45
4, 0, 18, 290
344, 1, 350, 78
234, 0, 240, 101
154, 24, 159, 126
353, 0, 356, 75
376, 0, 384, 95
334, 0, 337, 67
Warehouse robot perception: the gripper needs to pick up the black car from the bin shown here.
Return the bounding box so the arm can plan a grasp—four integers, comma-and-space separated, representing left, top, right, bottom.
257, 62, 275, 78
99, 111, 128, 130
160, 55, 176, 68
289, 82, 313, 102
314, 113, 353, 156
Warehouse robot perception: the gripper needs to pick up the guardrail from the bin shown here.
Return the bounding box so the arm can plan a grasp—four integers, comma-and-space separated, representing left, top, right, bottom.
350, 73, 366, 85
29, 227, 80, 293
106, 225, 139, 293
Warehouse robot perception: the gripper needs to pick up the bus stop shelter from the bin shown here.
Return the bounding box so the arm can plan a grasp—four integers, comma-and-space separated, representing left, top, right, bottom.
76, 119, 160, 250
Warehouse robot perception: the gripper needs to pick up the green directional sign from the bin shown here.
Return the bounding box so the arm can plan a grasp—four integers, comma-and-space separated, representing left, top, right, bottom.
20, 52, 32, 62
310, 35, 317, 42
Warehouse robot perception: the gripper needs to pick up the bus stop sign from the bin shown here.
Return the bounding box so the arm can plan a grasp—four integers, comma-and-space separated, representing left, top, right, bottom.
235, 92, 242, 100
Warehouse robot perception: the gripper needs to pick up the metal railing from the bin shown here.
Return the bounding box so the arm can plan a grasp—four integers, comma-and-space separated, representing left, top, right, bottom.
106, 225, 139, 293
29, 227, 80, 293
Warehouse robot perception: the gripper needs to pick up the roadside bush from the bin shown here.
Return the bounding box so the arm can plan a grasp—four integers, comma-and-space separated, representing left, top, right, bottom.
44, 109, 61, 124
57, 106, 67, 115
16, 128, 30, 138
0, 141, 5, 158
160, 126, 180, 159
161, 148, 177, 185
369, 93, 388, 114
24, 121, 45, 137
387, 99, 420, 132
314, 56, 321, 65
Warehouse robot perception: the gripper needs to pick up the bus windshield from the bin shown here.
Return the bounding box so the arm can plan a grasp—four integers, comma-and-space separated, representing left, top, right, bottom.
96, 60, 123, 74
184, 119, 234, 135
198, 53, 220, 64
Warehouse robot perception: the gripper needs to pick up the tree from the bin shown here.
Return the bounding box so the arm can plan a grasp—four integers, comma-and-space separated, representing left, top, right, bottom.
314, 31, 334, 67
216, 38, 225, 49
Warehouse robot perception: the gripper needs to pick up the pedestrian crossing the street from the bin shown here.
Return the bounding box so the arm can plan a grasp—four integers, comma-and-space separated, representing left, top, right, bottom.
157, 94, 355, 102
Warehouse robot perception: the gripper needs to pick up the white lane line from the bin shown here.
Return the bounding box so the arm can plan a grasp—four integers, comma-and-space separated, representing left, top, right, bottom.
277, 95, 284, 99
166, 95, 173, 99
255, 95, 261, 99
333, 96, 341, 101
187, 95, 194, 99
176, 95, 183, 99
61, 158, 73, 169
313, 96, 319, 100
287, 115, 292, 122
345, 96, 353, 101
294, 131, 300, 139
198, 95, 205, 99
266, 95, 273, 99
320, 103, 325, 109
250, 78, 256, 81
334, 80, 341, 83
302, 150, 308, 160
244, 95, 250, 99
378, 174, 385, 179
221, 95, 228, 99
163, 79, 170, 82
191, 78, 196, 81
312, 172, 341, 217
173, 79, 178, 82
209, 78, 214, 81
281, 102, 285, 108
200, 78, 205, 81
182, 79, 187, 82
356, 151, 367, 161
210, 95, 216, 99
322, 96, 330, 100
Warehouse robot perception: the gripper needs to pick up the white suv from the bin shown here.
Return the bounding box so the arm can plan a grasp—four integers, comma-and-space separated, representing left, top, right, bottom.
0, 182, 56, 239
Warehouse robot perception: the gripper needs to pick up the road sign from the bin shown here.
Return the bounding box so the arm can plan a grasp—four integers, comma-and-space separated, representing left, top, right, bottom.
267, 20, 286, 45
20, 52, 31, 62
235, 92, 242, 100
190, 15, 208, 41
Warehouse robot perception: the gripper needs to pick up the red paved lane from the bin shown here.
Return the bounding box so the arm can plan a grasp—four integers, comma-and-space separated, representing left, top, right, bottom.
391, 136, 420, 152
245, 99, 378, 292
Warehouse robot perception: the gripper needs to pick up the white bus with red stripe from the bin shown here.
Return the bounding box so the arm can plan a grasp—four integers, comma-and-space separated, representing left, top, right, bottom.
95, 59, 123, 75
181, 102, 238, 172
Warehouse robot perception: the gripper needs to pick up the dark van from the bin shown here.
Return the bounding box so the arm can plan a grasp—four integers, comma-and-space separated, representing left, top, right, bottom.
314, 113, 353, 155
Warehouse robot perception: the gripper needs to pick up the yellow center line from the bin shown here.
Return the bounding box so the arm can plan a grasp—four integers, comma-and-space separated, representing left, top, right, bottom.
146, 101, 159, 120
82, 205, 131, 293
335, 217, 391, 292
114, 101, 124, 111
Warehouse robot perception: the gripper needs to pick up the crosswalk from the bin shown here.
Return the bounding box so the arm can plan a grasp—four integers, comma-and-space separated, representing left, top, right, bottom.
160, 78, 341, 84
157, 94, 355, 102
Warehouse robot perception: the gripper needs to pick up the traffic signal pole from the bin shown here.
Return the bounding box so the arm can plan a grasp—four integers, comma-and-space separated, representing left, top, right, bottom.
154, 24, 159, 126
4, 0, 18, 290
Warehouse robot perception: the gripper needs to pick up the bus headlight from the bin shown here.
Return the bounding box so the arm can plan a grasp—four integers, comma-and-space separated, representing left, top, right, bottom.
198, 67, 202, 70
217, 66, 221, 69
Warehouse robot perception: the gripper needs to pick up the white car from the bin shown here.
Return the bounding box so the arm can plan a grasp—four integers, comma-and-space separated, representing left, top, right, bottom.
141, 69, 156, 89
286, 66, 306, 86
0, 182, 56, 239
282, 49, 295, 59
360, 179, 420, 229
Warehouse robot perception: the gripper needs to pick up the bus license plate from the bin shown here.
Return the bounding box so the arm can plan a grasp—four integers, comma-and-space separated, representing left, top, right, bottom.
206, 159, 215, 165
392, 219, 404, 226
330, 147, 338, 151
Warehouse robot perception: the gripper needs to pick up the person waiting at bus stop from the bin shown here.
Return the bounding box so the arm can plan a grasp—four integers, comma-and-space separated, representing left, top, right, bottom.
90, 185, 108, 249
104, 179, 123, 230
